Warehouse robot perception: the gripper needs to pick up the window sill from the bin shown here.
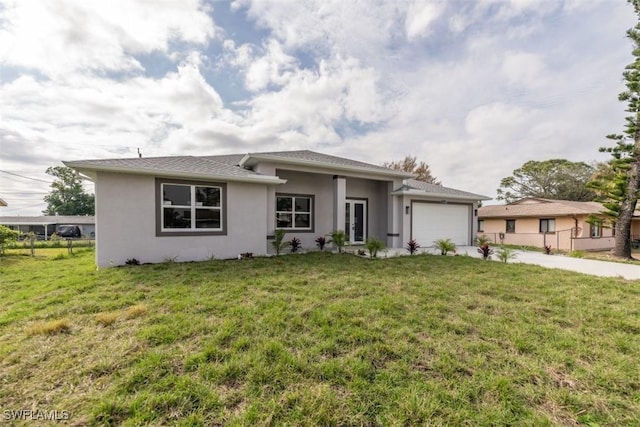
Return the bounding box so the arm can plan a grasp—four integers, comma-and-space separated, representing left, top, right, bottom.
157, 230, 226, 237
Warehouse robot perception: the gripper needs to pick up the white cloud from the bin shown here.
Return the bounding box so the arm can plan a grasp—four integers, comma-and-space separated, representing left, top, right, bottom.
0, 0, 216, 76
0, 0, 637, 214
501, 51, 547, 88
405, 0, 446, 41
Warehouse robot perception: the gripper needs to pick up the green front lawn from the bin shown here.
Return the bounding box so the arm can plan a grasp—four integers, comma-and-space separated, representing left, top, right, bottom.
1, 250, 639, 425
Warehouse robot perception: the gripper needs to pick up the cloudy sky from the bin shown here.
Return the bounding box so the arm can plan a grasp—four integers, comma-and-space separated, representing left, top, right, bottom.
0, 0, 636, 215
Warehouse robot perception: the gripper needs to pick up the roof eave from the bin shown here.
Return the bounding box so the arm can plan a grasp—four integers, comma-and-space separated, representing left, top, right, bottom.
63, 162, 287, 185
391, 189, 491, 201
240, 153, 414, 179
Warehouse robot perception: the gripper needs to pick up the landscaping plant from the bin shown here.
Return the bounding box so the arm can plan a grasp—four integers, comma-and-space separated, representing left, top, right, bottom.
365, 237, 386, 258
434, 238, 456, 255
406, 239, 420, 255
496, 246, 517, 263
476, 234, 491, 246
272, 229, 288, 255
315, 236, 327, 251
289, 237, 302, 253
544, 245, 552, 255
328, 230, 346, 253
477, 243, 494, 260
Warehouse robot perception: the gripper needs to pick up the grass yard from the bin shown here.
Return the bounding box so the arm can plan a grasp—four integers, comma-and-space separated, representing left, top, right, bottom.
1, 250, 639, 426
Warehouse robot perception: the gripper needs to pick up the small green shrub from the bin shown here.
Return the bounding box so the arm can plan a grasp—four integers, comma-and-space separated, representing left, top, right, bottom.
476, 235, 491, 246
569, 250, 586, 258
365, 237, 386, 258
329, 230, 347, 253
434, 238, 456, 256
496, 247, 517, 263
272, 229, 288, 255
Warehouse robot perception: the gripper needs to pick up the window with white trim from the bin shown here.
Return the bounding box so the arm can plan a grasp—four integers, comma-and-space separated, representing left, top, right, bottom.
477, 219, 484, 232
161, 183, 223, 232
276, 195, 313, 230
539, 218, 556, 233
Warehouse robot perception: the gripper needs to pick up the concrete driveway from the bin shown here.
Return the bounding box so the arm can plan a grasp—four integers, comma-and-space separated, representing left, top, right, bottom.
453, 246, 640, 280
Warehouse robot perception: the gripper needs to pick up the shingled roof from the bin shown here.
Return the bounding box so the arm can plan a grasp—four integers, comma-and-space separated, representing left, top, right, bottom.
479, 198, 605, 218
396, 179, 489, 200
65, 150, 415, 181
239, 150, 413, 178
64, 155, 286, 184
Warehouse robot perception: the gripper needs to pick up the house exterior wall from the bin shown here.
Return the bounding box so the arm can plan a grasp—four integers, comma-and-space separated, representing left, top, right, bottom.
272, 170, 335, 251
95, 172, 268, 267
479, 215, 615, 251
270, 170, 392, 251
345, 177, 388, 241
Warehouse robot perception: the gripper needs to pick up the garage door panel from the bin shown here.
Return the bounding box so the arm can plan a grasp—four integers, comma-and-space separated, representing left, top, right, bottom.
411, 203, 470, 246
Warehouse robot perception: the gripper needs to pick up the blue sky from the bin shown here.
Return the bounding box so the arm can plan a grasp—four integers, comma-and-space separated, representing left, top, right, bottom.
0, 0, 636, 214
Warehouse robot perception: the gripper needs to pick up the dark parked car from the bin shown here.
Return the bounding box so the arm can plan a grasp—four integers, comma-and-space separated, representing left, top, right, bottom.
56, 225, 82, 238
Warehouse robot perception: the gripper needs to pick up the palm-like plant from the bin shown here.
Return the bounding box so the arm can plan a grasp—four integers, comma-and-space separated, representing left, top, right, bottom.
434, 238, 456, 256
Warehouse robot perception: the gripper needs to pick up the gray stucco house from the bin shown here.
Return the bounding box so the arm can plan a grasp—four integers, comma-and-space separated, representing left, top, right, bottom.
65, 150, 489, 267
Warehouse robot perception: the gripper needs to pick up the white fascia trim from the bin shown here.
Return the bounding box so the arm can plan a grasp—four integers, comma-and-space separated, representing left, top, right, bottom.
391, 189, 491, 201
63, 163, 287, 185
240, 153, 415, 179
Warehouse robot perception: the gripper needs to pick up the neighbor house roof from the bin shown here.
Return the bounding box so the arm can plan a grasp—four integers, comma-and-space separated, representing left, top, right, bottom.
239, 150, 414, 178
0, 215, 95, 225
64, 156, 287, 184
391, 179, 490, 201
479, 198, 605, 218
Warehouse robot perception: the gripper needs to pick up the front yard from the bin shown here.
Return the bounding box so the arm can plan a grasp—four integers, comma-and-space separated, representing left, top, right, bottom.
0, 250, 639, 425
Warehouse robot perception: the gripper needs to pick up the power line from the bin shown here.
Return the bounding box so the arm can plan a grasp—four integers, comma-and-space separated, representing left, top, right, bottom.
0, 170, 52, 184
0, 202, 46, 213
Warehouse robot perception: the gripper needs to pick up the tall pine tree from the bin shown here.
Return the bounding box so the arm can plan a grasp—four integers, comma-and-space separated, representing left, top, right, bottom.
592, 0, 640, 258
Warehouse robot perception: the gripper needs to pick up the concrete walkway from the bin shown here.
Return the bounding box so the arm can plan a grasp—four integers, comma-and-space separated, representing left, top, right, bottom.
382, 246, 640, 280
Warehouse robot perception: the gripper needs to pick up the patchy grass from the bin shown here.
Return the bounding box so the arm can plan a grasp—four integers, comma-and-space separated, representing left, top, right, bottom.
1, 250, 640, 425
26, 318, 71, 336
95, 312, 119, 327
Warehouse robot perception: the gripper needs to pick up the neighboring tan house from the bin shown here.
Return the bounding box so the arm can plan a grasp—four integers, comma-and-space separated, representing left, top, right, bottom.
0, 216, 96, 239
477, 197, 619, 251
0, 197, 6, 207
64, 150, 489, 267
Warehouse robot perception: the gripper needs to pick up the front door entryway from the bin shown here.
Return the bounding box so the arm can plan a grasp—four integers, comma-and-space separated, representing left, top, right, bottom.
345, 200, 367, 244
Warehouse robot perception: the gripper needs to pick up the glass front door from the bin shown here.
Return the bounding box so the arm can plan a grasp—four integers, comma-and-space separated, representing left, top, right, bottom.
345, 200, 367, 244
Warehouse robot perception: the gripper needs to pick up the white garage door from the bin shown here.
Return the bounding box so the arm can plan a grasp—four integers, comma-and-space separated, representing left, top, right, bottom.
411, 202, 471, 247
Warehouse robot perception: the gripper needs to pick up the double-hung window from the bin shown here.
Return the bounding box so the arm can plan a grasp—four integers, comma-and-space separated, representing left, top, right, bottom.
156, 179, 226, 235
276, 194, 313, 231
539, 218, 556, 233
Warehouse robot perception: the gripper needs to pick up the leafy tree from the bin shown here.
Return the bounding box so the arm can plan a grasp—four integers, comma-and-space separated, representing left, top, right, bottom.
496, 159, 596, 203
590, 0, 640, 258
383, 156, 440, 184
43, 166, 95, 216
